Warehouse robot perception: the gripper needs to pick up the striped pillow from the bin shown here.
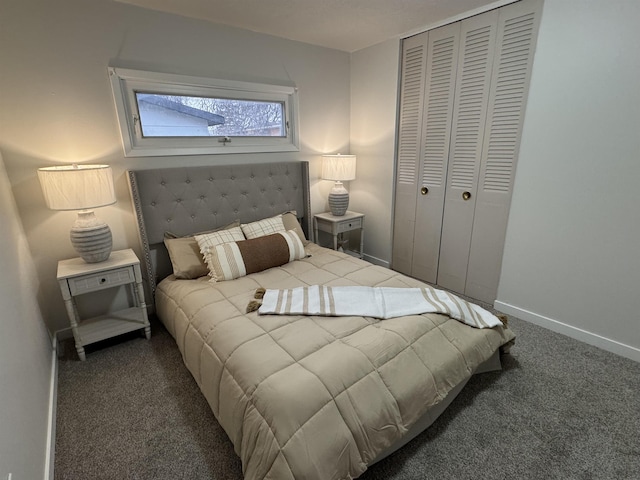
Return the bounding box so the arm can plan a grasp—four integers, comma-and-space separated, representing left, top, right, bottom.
195, 226, 246, 275
164, 222, 241, 279
204, 230, 306, 282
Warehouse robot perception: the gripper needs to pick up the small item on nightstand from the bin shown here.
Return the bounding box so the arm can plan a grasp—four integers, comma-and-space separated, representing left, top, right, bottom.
337, 235, 349, 253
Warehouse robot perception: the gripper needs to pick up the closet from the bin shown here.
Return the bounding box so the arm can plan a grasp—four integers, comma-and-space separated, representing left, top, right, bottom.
392, 0, 542, 303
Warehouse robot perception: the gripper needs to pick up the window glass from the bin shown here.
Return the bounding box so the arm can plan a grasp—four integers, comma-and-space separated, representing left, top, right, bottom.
109, 68, 298, 156
135, 93, 285, 138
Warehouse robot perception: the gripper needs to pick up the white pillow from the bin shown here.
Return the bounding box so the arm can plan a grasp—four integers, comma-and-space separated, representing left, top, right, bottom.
195, 226, 245, 272
241, 215, 286, 239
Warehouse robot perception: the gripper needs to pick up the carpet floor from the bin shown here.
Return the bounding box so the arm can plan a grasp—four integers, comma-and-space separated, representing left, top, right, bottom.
54, 314, 640, 479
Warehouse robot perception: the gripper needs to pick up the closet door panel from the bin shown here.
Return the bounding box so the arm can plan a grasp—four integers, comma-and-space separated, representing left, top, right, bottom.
465, 0, 542, 302
392, 33, 428, 275
437, 10, 498, 294
411, 23, 460, 283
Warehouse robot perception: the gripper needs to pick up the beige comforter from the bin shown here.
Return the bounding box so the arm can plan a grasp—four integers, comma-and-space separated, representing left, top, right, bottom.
156, 243, 515, 480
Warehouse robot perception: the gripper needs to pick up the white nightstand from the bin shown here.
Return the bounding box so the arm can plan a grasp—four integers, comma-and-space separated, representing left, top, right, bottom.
314, 211, 365, 259
57, 249, 151, 361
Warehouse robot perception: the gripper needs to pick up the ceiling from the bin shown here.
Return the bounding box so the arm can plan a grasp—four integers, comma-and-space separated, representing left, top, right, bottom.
114, 0, 506, 52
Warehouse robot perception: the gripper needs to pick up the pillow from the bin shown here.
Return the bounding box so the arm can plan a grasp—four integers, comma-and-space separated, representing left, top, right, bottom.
204, 230, 306, 282
241, 215, 286, 239
241, 212, 309, 245
195, 226, 246, 274
164, 222, 240, 279
281, 211, 309, 246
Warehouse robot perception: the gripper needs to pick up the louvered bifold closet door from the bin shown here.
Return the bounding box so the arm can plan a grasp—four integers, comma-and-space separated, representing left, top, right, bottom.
436, 10, 499, 294
464, 0, 542, 302
409, 23, 461, 283
392, 33, 428, 276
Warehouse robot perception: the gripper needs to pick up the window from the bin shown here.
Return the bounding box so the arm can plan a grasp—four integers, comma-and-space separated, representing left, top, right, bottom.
108, 68, 299, 157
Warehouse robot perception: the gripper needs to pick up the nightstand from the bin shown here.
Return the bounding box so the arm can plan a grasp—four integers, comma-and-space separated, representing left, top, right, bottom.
314, 211, 365, 259
57, 249, 151, 361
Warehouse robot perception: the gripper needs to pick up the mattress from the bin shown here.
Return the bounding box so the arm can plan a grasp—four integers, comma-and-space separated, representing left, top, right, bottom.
155, 243, 515, 479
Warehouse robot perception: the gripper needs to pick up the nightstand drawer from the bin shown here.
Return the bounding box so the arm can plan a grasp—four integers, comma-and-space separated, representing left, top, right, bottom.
68, 266, 134, 295
337, 218, 362, 233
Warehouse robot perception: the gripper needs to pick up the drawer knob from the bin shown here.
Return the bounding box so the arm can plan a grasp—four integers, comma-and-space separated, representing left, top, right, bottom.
100, 278, 107, 284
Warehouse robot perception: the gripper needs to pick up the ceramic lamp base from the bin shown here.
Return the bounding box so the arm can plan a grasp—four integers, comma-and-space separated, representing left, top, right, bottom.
70, 211, 113, 263
328, 181, 349, 216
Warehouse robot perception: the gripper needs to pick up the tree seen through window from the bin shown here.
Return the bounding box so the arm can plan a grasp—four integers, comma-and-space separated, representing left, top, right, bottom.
135, 93, 285, 138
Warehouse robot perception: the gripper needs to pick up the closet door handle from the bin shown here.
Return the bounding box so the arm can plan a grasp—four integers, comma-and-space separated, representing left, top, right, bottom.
421, 186, 429, 195
462, 191, 471, 200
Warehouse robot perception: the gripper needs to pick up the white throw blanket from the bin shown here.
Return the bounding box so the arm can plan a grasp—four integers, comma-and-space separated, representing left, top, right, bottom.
258, 285, 503, 328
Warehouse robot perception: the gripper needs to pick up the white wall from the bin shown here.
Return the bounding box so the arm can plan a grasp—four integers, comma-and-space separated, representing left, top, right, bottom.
496, 0, 640, 361
1, 0, 636, 378
347, 0, 640, 361
350, 39, 401, 266
0, 0, 351, 334
0, 152, 54, 479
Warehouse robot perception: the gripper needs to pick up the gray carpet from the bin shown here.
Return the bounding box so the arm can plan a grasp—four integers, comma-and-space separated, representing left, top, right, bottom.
54, 315, 640, 479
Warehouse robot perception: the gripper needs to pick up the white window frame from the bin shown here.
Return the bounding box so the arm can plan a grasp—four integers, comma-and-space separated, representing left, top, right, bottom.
108, 67, 300, 157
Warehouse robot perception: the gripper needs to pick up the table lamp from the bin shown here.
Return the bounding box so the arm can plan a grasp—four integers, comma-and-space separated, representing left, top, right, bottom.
37, 164, 116, 263
321, 154, 356, 216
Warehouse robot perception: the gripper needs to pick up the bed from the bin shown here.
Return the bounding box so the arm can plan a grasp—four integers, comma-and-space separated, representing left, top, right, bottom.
128, 161, 515, 480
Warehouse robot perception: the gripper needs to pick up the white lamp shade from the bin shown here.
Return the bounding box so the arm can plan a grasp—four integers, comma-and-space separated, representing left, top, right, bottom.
37, 164, 116, 211
321, 155, 356, 182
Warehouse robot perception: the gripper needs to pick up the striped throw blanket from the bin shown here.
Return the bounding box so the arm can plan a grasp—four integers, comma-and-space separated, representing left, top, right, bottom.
257, 285, 503, 329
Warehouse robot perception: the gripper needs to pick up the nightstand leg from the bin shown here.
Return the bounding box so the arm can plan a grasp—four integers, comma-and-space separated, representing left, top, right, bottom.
63, 297, 86, 361
333, 233, 338, 251
134, 279, 151, 340
313, 218, 319, 245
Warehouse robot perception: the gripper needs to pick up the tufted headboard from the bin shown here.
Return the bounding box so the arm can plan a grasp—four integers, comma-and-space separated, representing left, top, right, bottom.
128, 161, 311, 299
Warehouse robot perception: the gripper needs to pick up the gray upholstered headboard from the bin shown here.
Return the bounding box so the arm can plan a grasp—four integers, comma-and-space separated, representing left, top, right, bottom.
128, 161, 311, 298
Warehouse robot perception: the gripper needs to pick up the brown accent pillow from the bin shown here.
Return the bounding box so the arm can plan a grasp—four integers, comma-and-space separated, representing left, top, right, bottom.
204, 230, 306, 282
164, 221, 240, 279
240, 235, 291, 274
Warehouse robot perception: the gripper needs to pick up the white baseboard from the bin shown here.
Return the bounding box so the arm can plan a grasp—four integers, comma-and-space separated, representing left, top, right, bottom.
494, 300, 640, 363
362, 253, 390, 268
44, 334, 59, 480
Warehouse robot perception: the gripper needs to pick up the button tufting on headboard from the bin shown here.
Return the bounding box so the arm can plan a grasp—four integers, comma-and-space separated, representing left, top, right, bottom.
127, 162, 311, 299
